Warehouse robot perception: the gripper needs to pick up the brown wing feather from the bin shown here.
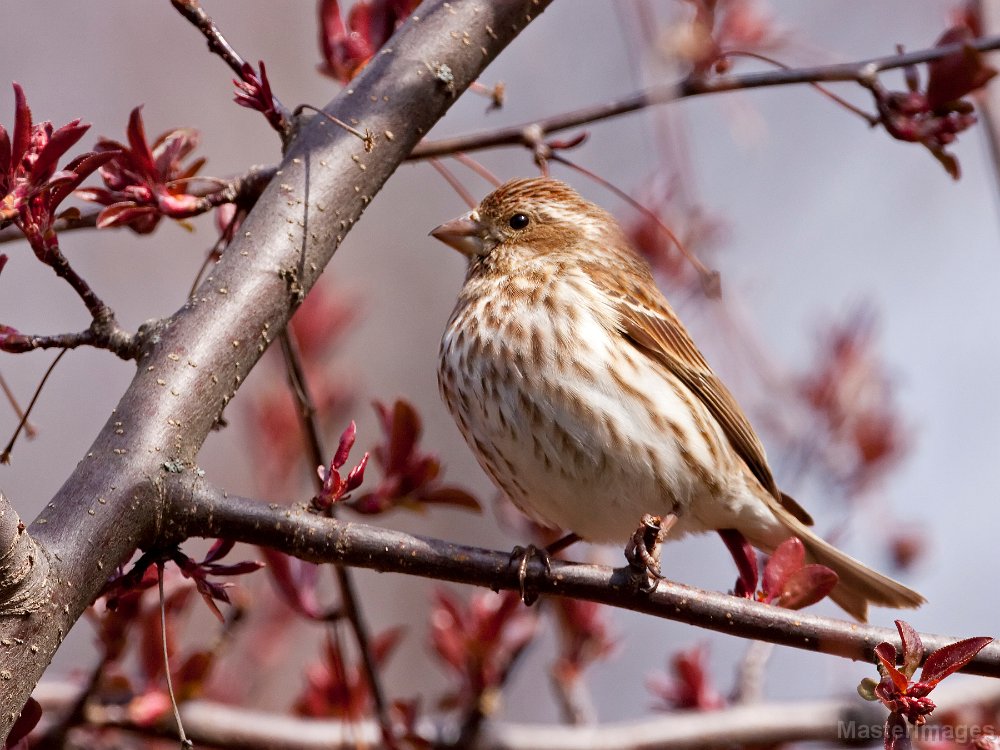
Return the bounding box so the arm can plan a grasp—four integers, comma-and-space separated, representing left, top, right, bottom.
610, 292, 814, 526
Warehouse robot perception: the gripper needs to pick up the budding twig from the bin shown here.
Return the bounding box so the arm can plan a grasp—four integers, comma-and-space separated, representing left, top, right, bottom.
1, 349, 66, 464
294, 104, 376, 152
409, 33, 1000, 159
277, 329, 394, 743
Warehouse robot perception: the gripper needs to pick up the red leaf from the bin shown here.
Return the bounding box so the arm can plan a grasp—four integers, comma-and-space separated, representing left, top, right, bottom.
895, 620, 924, 679
875, 641, 909, 692
884, 710, 910, 750
926, 27, 998, 109
125, 106, 156, 179
96, 202, 159, 230
5, 697, 42, 748
260, 548, 326, 620
385, 399, 420, 471
345, 452, 369, 492
31, 119, 89, 183
762, 536, 805, 599
919, 636, 992, 687
717, 528, 757, 597
418, 485, 482, 510
49, 150, 119, 208
10, 83, 31, 171
202, 539, 235, 564
334, 421, 357, 469
776, 564, 838, 610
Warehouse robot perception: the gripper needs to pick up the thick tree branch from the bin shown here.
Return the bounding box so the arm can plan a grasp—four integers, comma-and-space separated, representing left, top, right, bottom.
29, 677, 1000, 749
165, 482, 1000, 679
411, 34, 1000, 159
0, 493, 49, 617
0, 0, 554, 736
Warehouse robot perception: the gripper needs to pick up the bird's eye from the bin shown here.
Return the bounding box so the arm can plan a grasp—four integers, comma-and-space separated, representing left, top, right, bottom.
508, 213, 530, 230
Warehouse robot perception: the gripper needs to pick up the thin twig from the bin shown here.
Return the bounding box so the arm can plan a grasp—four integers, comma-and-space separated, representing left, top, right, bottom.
295, 105, 376, 152
170, 0, 247, 76
428, 159, 478, 208
158, 563, 192, 749
170, 0, 291, 133
410, 33, 1000, 160
451, 153, 502, 187
0, 166, 275, 247
723, 50, 878, 124
277, 330, 394, 744
0, 371, 36, 438
1, 349, 66, 464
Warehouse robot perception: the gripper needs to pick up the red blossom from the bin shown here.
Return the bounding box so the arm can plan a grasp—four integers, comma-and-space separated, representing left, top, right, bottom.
758, 537, 838, 610
718, 527, 759, 598
551, 598, 617, 689
347, 399, 480, 515
173, 539, 265, 622
233, 61, 287, 133
797, 308, 908, 493
0, 83, 117, 261
259, 549, 334, 621
295, 627, 404, 720
313, 420, 370, 513
430, 588, 539, 712
668, 0, 783, 74
872, 26, 996, 179
5, 697, 42, 749
76, 106, 207, 233
859, 620, 992, 749
647, 643, 724, 711
317, 0, 420, 83
100, 542, 263, 623
720, 533, 837, 611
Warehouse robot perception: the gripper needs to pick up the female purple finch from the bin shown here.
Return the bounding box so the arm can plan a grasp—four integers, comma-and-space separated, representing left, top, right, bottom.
430, 177, 923, 621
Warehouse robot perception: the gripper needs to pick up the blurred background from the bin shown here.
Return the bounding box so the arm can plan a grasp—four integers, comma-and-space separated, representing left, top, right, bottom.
1, 0, 997, 731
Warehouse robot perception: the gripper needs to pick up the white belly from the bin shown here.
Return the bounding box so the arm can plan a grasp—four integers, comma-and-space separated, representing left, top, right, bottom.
438, 276, 777, 545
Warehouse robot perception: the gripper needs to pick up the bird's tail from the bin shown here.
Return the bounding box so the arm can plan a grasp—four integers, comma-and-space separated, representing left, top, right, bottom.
752, 507, 925, 622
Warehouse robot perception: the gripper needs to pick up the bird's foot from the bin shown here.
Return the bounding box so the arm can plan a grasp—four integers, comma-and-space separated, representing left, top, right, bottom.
625, 513, 676, 592
508, 544, 552, 606
507, 533, 580, 605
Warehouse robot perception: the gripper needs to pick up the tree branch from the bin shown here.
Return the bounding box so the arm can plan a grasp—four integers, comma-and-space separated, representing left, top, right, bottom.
29, 677, 1000, 749
0, 0, 554, 736
165, 482, 1000, 679
410, 33, 1000, 159
0, 492, 49, 617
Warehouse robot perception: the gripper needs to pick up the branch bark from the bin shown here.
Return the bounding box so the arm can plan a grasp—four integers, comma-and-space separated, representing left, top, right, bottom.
0, 0, 554, 736
410, 34, 1000, 159
29, 677, 1000, 749
165, 482, 1000, 679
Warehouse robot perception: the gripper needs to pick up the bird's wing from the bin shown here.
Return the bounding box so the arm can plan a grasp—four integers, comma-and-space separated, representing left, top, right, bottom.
610, 292, 814, 526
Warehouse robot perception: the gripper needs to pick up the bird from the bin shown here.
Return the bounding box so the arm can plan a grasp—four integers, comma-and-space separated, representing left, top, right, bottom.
429, 176, 924, 621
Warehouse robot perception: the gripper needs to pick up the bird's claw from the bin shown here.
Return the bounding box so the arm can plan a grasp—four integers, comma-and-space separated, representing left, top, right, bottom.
625, 513, 676, 592
509, 544, 552, 606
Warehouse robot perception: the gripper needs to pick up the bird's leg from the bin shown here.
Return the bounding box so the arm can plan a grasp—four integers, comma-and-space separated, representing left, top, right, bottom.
625, 513, 676, 592
507, 545, 549, 606
508, 533, 582, 606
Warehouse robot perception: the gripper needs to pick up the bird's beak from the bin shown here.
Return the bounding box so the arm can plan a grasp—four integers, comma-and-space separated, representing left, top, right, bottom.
429, 210, 488, 257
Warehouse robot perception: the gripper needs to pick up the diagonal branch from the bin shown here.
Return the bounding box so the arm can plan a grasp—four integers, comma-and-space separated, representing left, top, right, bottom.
165, 481, 1000, 680
410, 33, 1000, 159
0, 0, 555, 737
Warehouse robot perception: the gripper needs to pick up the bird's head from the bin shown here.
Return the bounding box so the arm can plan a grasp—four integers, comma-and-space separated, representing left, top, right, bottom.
429, 177, 616, 260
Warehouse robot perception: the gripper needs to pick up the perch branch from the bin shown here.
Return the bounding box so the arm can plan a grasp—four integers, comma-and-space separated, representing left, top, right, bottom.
166, 482, 1000, 679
